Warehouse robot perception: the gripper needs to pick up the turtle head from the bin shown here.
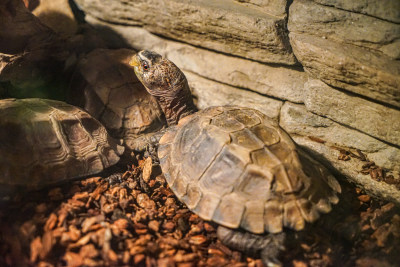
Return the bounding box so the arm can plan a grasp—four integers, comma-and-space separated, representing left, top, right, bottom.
130, 50, 197, 125
129, 50, 186, 98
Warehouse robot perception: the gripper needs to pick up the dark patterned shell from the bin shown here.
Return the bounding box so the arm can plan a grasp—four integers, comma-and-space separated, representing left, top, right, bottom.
68, 49, 166, 149
158, 106, 341, 234
0, 98, 122, 187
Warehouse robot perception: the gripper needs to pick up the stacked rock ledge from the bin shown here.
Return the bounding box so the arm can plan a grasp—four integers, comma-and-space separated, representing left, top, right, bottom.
304, 78, 400, 147
75, 0, 297, 65
84, 16, 308, 104
289, 33, 400, 108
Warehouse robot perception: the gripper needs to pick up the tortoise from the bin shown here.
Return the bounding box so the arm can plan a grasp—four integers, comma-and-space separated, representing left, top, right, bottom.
129, 50, 341, 265
68, 48, 166, 151
0, 98, 123, 197
0, 49, 165, 198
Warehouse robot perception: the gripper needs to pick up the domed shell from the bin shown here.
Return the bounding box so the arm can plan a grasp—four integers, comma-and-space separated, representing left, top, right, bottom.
158, 106, 341, 234
68, 48, 166, 149
0, 98, 122, 187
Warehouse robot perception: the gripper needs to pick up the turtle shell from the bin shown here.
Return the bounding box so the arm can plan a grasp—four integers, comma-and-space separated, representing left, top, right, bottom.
68, 48, 166, 149
0, 98, 122, 187
158, 106, 341, 234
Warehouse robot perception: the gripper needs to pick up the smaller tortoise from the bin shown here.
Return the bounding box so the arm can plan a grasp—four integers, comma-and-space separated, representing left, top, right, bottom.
0, 49, 164, 198
0, 98, 123, 194
68, 48, 166, 151
130, 50, 341, 265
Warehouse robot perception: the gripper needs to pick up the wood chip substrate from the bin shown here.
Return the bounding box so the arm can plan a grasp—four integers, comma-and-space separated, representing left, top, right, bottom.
0, 157, 399, 266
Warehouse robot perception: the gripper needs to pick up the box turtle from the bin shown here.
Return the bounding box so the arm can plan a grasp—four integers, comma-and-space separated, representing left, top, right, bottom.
68, 48, 166, 151
0, 98, 123, 193
130, 50, 341, 266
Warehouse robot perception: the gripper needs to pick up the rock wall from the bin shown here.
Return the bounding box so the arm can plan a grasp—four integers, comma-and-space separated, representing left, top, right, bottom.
74, 0, 400, 203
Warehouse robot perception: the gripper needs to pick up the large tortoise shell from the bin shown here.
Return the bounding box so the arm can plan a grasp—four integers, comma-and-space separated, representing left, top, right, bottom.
68, 49, 166, 149
0, 98, 122, 187
158, 106, 341, 234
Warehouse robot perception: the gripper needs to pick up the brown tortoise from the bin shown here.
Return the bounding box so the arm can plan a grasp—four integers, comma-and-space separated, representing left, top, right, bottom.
0, 49, 167, 199
0, 98, 123, 191
129, 50, 341, 266
68, 48, 166, 151
0, 48, 165, 188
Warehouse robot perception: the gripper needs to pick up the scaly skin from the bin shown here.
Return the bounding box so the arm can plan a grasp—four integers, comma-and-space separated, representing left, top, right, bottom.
129, 51, 197, 126
129, 50, 287, 265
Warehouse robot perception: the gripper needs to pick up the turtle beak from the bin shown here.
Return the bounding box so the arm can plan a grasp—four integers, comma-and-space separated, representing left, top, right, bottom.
129, 55, 140, 67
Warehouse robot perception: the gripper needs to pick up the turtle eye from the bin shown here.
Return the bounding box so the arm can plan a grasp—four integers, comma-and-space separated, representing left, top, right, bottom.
142, 62, 149, 71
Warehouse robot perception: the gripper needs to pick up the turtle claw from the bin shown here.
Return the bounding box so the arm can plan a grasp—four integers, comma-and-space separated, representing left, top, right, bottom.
217, 226, 286, 265
144, 143, 159, 163
261, 245, 283, 267
260, 232, 285, 267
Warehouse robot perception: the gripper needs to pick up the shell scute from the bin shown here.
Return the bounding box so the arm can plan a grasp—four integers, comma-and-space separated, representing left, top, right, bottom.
251, 124, 280, 146
180, 126, 229, 182
241, 200, 265, 234
235, 164, 273, 201
170, 171, 188, 199
61, 119, 92, 150
267, 142, 296, 163
101, 108, 123, 131
264, 200, 283, 233
158, 143, 170, 159
32, 120, 68, 165
230, 128, 264, 151
171, 116, 203, 164
193, 193, 221, 221
283, 200, 305, 231
199, 106, 225, 118
32, 120, 60, 150
250, 148, 281, 169
181, 183, 202, 209
225, 108, 261, 128
212, 193, 246, 229
199, 145, 247, 196
211, 114, 244, 132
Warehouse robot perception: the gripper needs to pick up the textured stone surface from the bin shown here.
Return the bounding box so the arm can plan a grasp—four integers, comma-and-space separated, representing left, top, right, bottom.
233, 0, 287, 17
280, 102, 400, 204
313, 0, 400, 23
32, 0, 78, 38
294, 138, 400, 205
0, 0, 56, 55
289, 33, 400, 108
85, 17, 307, 103
187, 71, 283, 121
289, 0, 400, 59
280, 102, 400, 171
75, 0, 296, 64
304, 79, 400, 146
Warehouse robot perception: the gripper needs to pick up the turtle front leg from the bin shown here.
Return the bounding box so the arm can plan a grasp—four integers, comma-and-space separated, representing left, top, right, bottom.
217, 226, 285, 267
124, 129, 167, 159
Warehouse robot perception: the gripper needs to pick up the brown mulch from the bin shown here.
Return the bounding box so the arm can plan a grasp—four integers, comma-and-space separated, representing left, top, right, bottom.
334, 146, 400, 189
0, 157, 399, 267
